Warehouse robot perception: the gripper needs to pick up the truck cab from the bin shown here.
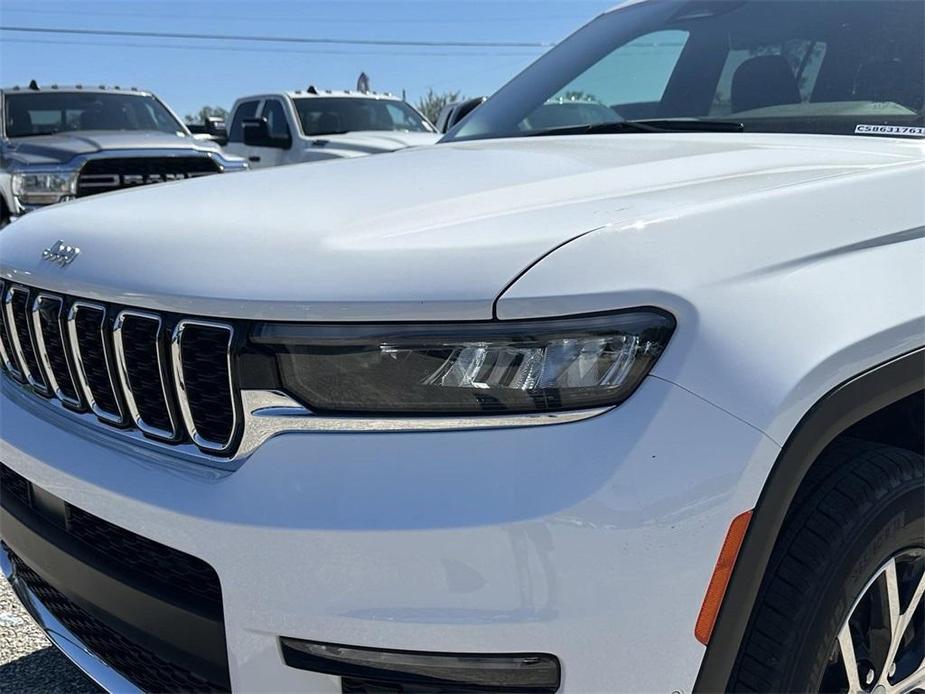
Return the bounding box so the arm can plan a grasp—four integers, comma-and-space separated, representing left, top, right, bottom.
224, 89, 439, 168
0, 84, 247, 226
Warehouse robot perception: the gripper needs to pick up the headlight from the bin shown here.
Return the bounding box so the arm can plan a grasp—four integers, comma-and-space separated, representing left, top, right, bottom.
12, 171, 78, 205
249, 310, 674, 415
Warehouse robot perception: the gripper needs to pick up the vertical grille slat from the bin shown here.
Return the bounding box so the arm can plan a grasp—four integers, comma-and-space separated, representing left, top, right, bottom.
3, 284, 240, 458
4, 286, 48, 394
31, 294, 83, 409
172, 321, 236, 453
0, 281, 24, 380
113, 311, 177, 440
67, 302, 124, 424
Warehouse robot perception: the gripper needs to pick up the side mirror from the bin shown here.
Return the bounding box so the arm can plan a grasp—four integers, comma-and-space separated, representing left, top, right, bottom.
449, 97, 487, 131
242, 117, 290, 149
206, 116, 228, 146
437, 96, 487, 133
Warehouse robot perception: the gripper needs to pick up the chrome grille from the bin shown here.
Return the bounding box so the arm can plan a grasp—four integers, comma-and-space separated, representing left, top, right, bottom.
4, 284, 48, 394
172, 321, 235, 453
113, 310, 177, 440
68, 301, 124, 424
31, 294, 82, 408
0, 283, 238, 456
0, 283, 22, 380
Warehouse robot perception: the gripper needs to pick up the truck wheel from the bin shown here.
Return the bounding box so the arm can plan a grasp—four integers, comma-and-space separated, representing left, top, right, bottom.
729, 439, 924, 693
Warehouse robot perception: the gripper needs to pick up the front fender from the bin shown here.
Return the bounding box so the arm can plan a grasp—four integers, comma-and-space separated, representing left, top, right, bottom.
693, 347, 925, 691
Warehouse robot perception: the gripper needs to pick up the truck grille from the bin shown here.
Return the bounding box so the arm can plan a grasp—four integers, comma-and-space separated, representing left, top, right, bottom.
76, 156, 221, 197
0, 281, 239, 456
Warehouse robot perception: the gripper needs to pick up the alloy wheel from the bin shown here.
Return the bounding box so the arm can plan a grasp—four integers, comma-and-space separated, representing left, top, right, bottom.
821, 549, 925, 693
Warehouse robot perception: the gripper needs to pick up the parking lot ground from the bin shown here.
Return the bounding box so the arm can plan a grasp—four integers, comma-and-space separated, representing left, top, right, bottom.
0, 577, 100, 693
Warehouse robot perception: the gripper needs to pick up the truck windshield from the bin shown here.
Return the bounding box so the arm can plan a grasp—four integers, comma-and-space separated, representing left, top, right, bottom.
3, 92, 186, 138
293, 97, 434, 136
446, 0, 924, 142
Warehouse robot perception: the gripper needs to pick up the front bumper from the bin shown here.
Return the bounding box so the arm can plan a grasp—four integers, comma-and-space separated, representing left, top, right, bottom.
0, 375, 778, 692
1, 543, 141, 692
0, 545, 140, 694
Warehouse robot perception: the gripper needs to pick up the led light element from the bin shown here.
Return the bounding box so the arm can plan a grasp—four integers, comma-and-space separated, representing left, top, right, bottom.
250, 309, 674, 415
280, 638, 561, 692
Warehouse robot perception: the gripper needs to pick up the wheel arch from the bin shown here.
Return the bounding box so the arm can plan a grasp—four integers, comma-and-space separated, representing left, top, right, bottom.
693, 346, 925, 692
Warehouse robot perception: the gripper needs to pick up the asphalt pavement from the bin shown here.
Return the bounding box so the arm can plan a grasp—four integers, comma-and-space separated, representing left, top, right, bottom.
0, 576, 99, 693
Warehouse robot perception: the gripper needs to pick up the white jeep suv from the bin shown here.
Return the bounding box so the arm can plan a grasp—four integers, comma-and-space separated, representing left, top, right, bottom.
1, 1, 923, 693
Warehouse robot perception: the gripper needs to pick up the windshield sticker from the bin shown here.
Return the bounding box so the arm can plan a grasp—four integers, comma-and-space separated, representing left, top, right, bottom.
855, 124, 925, 137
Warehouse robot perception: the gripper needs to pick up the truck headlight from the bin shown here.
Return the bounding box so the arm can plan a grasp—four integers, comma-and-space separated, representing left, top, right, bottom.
249, 310, 674, 415
12, 171, 78, 205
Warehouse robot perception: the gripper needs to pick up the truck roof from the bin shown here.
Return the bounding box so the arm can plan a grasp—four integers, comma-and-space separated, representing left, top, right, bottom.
1, 84, 153, 96
242, 89, 404, 102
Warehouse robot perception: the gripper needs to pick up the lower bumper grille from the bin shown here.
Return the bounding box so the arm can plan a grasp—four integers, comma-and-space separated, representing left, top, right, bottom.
0, 464, 230, 693
66, 505, 223, 606
9, 552, 226, 693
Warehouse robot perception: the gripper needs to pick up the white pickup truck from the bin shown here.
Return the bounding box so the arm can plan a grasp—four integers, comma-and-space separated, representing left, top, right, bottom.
224, 89, 439, 168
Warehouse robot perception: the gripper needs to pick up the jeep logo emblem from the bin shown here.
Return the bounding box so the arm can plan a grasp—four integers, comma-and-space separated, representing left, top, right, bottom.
42, 240, 80, 266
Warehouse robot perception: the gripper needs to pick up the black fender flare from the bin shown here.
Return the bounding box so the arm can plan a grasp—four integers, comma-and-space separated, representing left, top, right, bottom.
693, 346, 925, 692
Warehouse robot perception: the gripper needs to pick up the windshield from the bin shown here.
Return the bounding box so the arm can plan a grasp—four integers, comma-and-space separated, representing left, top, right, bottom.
446, 0, 924, 141
293, 97, 434, 136
3, 92, 185, 138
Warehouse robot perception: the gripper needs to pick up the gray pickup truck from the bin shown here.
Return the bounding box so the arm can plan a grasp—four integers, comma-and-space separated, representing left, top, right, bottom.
0, 83, 247, 226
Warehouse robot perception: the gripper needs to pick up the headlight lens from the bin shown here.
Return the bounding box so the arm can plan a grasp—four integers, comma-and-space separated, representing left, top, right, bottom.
250, 310, 674, 415
12, 171, 78, 205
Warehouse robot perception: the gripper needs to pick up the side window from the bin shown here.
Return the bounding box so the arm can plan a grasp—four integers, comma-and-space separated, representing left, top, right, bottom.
711, 40, 827, 115
262, 99, 291, 140
385, 103, 418, 131
228, 100, 260, 143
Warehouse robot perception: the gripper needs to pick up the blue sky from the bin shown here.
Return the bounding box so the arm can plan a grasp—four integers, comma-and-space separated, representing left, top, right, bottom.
0, 0, 614, 119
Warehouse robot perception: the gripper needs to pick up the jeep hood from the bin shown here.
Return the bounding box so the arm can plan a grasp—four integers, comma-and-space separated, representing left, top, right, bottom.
0, 133, 918, 321
3, 130, 222, 166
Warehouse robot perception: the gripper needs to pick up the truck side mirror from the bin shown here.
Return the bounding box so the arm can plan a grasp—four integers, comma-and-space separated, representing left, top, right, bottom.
242, 118, 290, 149
450, 97, 487, 131
436, 96, 487, 133
206, 117, 228, 146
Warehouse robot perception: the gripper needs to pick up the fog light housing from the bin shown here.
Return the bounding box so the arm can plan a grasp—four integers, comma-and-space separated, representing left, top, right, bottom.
280, 638, 561, 693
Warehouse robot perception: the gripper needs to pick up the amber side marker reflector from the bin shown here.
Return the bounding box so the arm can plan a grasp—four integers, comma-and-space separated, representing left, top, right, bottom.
695, 509, 753, 646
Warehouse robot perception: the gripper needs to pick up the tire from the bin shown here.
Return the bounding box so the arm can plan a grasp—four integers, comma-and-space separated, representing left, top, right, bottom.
729, 438, 925, 693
